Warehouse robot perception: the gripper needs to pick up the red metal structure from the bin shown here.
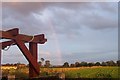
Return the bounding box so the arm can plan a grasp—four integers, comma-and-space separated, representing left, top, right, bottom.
0, 28, 47, 78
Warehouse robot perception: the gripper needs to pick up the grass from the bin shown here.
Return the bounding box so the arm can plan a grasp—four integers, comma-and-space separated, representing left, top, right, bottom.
64, 67, 118, 78
2, 66, 119, 79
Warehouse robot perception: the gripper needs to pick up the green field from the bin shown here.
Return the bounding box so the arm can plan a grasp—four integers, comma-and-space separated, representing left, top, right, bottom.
64, 67, 119, 78
2, 66, 119, 79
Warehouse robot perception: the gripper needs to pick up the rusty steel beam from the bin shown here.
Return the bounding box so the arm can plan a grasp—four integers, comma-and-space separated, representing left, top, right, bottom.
15, 40, 39, 75
29, 42, 39, 78
0, 41, 14, 49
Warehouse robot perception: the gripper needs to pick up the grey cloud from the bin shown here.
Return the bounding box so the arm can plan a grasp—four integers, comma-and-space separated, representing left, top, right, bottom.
81, 12, 117, 29
2, 2, 90, 14
61, 50, 118, 63
2, 2, 45, 15
1, 2, 118, 64
2, 2, 117, 36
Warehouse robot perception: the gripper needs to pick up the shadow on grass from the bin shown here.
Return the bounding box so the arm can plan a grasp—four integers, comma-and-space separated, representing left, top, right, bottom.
1, 77, 120, 80
26, 77, 120, 80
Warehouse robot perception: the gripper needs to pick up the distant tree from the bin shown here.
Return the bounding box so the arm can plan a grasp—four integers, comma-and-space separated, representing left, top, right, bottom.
70, 64, 75, 67
117, 60, 120, 66
63, 62, 69, 67
44, 60, 51, 67
88, 62, 94, 67
38, 61, 42, 67
95, 62, 101, 66
17, 62, 21, 65
101, 62, 107, 66
80, 62, 88, 67
41, 58, 44, 62
16, 62, 21, 68
11, 64, 14, 66
5, 63, 10, 66
75, 62, 80, 67
41, 58, 45, 66
14, 63, 17, 66
106, 60, 116, 66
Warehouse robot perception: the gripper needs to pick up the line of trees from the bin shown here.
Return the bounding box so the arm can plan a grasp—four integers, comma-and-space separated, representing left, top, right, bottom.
38, 58, 120, 68
63, 60, 120, 67
2, 58, 120, 68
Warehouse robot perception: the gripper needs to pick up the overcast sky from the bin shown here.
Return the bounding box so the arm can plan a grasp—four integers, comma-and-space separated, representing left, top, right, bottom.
1, 2, 118, 65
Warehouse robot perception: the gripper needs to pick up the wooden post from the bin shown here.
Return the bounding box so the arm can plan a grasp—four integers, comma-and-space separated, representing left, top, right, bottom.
29, 42, 39, 78
15, 40, 39, 75
0, 48, 2, 79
